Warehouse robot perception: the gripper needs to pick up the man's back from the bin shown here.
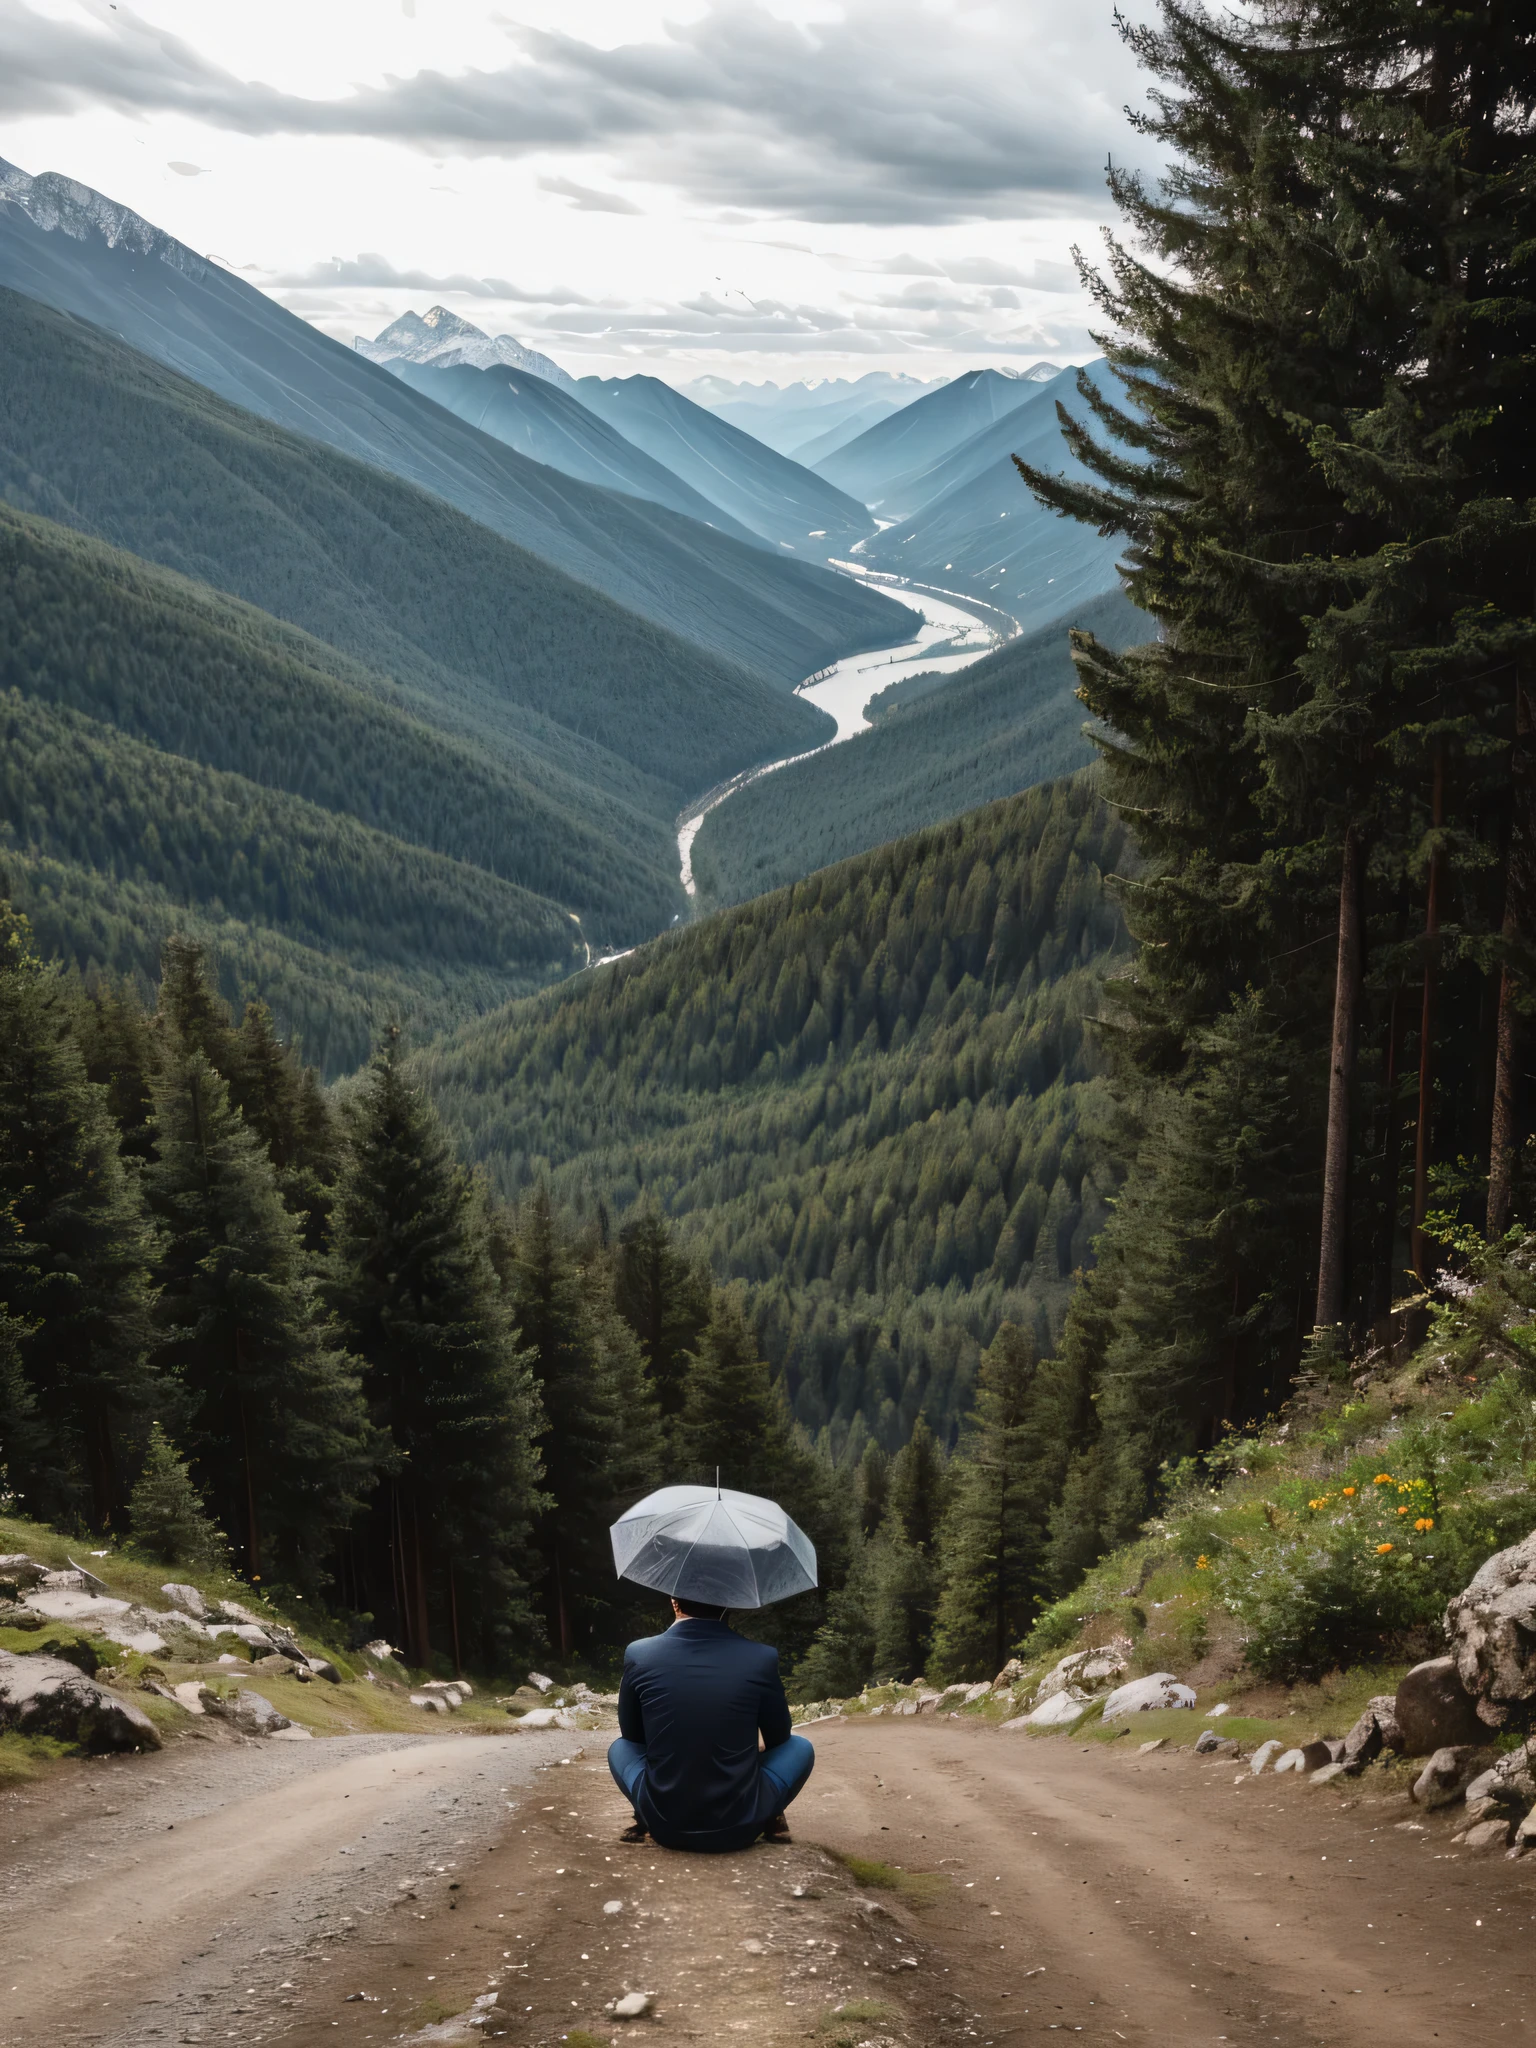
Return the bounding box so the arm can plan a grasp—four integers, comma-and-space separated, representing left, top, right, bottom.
617, 1617, 792, 1845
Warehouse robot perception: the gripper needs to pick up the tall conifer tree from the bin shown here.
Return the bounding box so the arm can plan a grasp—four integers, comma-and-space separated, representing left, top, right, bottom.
332, 1034, 543, 1667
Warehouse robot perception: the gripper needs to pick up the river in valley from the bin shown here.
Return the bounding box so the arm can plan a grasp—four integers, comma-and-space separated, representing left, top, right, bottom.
676, 572, 1018, 896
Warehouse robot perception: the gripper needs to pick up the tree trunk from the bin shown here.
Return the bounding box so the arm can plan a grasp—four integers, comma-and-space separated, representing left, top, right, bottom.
1489, 666, 1532, 1237
1316, 823, 1364, 1329
407, 1495, 431, 1666
449, 1564, 463, 1679
1412, 748, 1447, 1279
236, 1350, 261, 1582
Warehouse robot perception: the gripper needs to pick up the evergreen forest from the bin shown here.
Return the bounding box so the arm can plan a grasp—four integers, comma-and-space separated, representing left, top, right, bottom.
4, 0, 1536, 1704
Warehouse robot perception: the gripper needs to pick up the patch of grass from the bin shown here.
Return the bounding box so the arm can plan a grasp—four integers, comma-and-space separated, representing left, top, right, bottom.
826, 1850, 946, 1906
0, 1729, 71, 1785
824, 1999, 896, 2025
564, 2032, 612, 2047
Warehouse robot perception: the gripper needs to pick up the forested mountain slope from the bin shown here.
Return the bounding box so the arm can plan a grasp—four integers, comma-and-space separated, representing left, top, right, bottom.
692, 590, 1143, 905
0, 160, 913, 681
421, 774, 1130, 1445
573, 376, 875, 558
385, 358, 761, 539
0, 289, 832, 809
1, 691, 581, 1073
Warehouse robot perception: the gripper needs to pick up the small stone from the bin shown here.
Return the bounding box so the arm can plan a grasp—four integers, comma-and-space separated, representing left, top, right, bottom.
612, 1991, 652, 2019
1307, 1761, 1351, 1787
1463, 1817, 1514, 1854
603, 1899, 624, 1915
1250, 1739, 1284, 1774
1205, 1703, 1231, 1718
1273, 1747, 1307, 1774
528, 1671, 555, 1694
1139, 1738, 1166, 1755
205, 1687, 290, 1737
1195, 1729, 1222, 1754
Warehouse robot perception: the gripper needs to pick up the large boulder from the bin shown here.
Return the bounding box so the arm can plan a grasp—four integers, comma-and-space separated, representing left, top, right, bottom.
1411, 1744, 1487, 1809
206, 1687, 291, 1736
0, 1649, 160, 1750
0, 1554, 48, 1593
1394, 1657, 1486, 1755
1035, 1645, 1130, 1706
1444, 1530, 1536, 1727
1100, 1673, 1196, 1721
1018, 1690, 1087, 1728
1341, 1695, 1404, 1772
1464, 1736, 1536, 1816
160, 1583, 210, 1621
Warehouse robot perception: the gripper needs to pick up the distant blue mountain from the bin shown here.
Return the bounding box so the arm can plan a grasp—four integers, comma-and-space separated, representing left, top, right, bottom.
574, 374, 875, 559
814, 368, 1059, 508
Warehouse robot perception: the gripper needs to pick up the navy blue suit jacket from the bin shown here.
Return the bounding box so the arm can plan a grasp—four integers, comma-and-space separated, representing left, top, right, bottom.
617, 1618, 791, 1847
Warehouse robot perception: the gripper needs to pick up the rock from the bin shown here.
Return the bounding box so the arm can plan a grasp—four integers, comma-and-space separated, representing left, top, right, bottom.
1138, 1738, 1166, 1754
1307, 1761, 1352, 1787
0, 1649, 160, 1750
1101, 1673, 1196, 1721
172, 1681, 210, 1715
411, 1693, 451, 1714
1465, 1738, 1536, 1815
0, 1603, 43, 1631
1022, 1690, 1087, 1728
1341, 1696, 1403, 1772
206, 1687, 291, 1736
268, 1724, 314, 1741
254, 1652, 302, 1674
915, 1690, 945, 1714
1205, 1703, 1232, 1718
505, 1685, 549, 1710
1461, 1817, 1514, 1853
963, 1681, 993, 1704
307, 1658, 341, 1683
1411, 1744, 1484, 1809
1273, 1748, 1307, 1774
220, 1624, 277, 1651
1516, 1807, 1536, 1848
21, 1586, 130, 1626
1035, 1645, 1130, 1705
1295, 1739, 1343, 1772
528, 1671, 555, 1694
1250, 1739, 1285, 1774
1195, 1729, 1222, 1753
514, 1706, 579, 1730
611, 1992, 652, 2019
0, 1554, 47, 1591
992, 1657, 1028, 1688
1444, 1530, 1536, 1726
160, 1582, 209, 1620
360, 1638, 398, 1662
1394, 1657, 1486, 1755
603, 1899, 624, 1915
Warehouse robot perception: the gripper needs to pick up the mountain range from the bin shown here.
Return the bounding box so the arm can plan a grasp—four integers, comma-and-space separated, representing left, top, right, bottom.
812, 366, 1064, 508
355, 304, 573, 386
0, 158, 912, 685
684, 372, 945, 460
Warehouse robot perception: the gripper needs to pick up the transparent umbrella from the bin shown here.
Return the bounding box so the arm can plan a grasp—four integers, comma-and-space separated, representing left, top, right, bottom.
610, 1482, 818, 1609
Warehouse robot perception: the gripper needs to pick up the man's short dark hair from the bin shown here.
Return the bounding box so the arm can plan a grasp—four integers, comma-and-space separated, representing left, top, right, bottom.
673, 1596, 728, 1620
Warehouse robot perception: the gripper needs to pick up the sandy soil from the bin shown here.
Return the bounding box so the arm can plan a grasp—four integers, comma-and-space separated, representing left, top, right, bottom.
6, 1716, 1536, 2046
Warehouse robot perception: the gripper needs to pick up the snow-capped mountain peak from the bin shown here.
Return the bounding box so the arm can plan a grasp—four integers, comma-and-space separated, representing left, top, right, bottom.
355, 305, 572, 389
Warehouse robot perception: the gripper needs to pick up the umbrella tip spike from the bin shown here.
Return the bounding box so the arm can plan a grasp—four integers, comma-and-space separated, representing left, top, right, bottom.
715, 1465, 721, 1499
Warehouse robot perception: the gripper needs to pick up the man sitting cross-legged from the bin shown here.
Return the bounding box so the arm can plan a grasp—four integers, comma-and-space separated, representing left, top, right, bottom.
607, 1596, 815, 1851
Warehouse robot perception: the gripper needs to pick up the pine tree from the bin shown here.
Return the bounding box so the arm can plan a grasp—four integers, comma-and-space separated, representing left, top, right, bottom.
229, 1002, 342, 1252
855, 1438, 889, 1538
0, 908, 157, 1526
331, 1035, 544, 1669
510, 1188, 642, 1658
147, 1049, 378, 1591
612, 1211, 712, 1421
155, 936, 242, 1077
866, 1417, 950, 1680
128, 1421, 228, 1569
930, 1325, 1053, 1680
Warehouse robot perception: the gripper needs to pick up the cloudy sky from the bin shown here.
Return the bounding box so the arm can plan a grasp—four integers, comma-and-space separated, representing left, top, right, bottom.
0, 0, 1151, 387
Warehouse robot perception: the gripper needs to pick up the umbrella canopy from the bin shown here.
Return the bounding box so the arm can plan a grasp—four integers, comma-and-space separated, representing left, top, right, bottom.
610, 1483, 818, 1610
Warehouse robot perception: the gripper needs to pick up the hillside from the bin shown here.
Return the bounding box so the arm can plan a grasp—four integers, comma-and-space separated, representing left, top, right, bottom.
573, 375, 875, 558
0, 159, 914, 683
421, 773, 1130, 1445
685, 371, 939, 458
384, 358, 763, 539
859, 365, 1127, 618
0, 289, 834, 819
814, 368, 1054, 506
692, 589, 1144, 905
0, 692, 579, 1073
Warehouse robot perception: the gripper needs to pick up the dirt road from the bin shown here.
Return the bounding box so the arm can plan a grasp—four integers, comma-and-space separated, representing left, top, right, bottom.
6, 1716, 1536, 2046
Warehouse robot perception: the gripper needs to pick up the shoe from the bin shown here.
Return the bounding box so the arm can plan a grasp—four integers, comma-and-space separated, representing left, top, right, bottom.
619, 1821, 648, 1843
762, 1812, 792, 1843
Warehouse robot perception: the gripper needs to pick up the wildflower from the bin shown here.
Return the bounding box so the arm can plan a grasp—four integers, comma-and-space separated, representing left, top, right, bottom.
1397, 1505, 1410, 1515
1375, 1542, 1394, 1555
1195, 1555, 1210, 1570
1307, 1497, 1329, 1510
1373, 1473, 1393, 1485
1415, 1517, 1434, 1532
1397, 1482, 1412, 1493
1341, 1486, 1357, 1497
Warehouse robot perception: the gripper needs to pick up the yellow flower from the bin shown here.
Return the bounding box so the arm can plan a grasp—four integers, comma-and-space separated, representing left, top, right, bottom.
1307, 1497, 1329, 1510
1373, 1473, 1393, 1486
1195, 1555, 1210, 1570
1398, 1482, 1412, 1493
1415, 1517, 1434, 1532
1341, 1486, 1357, 1497
1375, 1542, 1394, 1554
